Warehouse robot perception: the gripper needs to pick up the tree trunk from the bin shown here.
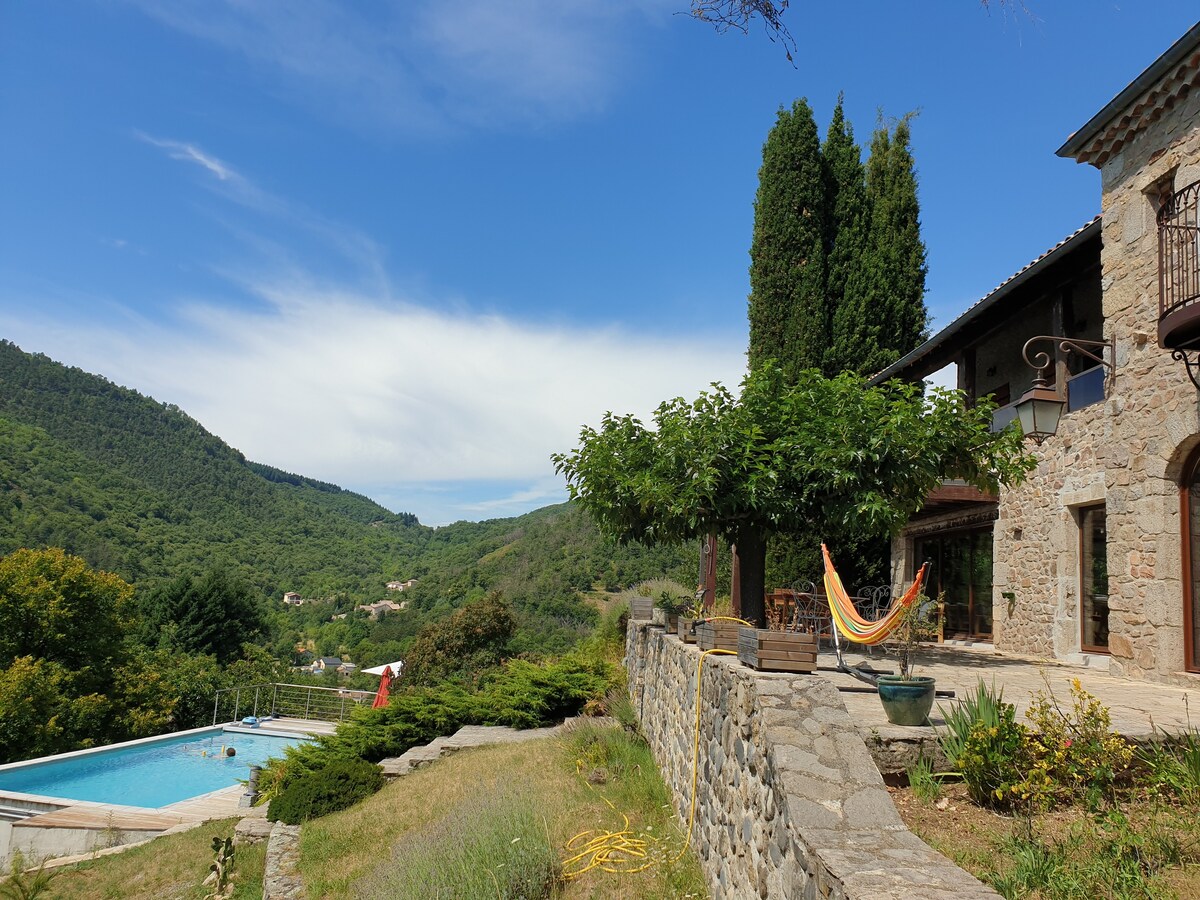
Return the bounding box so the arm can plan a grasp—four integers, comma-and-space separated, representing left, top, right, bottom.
736, 527, 767, 628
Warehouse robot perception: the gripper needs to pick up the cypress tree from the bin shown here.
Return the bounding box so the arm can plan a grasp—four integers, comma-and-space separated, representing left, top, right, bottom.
862, 116, 929, 371
748, 99, 826, 379
822, 96, 871, 376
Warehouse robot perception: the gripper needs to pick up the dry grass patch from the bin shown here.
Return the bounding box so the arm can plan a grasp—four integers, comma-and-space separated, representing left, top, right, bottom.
299, 725, 706, 899
43, 818, 264, 900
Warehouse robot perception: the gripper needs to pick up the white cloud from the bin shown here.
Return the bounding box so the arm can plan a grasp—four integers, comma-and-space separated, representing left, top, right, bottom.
137, 132, 389, 290
0, 282, 746, 517
119, 0, 673, 133
135, 132, 238, 181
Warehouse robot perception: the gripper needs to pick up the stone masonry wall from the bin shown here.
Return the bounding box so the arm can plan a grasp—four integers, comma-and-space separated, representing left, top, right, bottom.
993, 85, 1200, 683
626, 622, 998, 900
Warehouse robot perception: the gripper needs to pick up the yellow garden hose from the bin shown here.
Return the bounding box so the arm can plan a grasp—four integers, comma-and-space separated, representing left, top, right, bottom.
675, 647, 737, 861
563, 625, 743, 880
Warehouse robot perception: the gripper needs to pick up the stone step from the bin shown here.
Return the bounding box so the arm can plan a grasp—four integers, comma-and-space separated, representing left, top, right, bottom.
377, 721, 572, 779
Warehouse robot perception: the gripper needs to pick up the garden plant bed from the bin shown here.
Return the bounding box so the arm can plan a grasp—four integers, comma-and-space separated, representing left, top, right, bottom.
894, 781, 1200, 899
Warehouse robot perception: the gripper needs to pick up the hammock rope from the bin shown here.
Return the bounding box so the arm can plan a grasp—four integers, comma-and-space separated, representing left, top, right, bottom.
821, 543, 928, 646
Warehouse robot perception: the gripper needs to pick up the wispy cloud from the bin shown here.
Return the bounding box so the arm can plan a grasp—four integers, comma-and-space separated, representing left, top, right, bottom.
137, 131, 389, 291
0, 280, 745, 524
135, 132, 238, 181
118, 0, 673, 133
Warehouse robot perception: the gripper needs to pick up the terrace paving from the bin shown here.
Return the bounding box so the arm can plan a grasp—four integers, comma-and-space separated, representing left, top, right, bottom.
819, 641, 1200, 775
827, 642, 1198, 736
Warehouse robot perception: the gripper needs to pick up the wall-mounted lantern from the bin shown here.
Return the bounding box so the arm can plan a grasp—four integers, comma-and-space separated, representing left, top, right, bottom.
1015, 335, 1114, 444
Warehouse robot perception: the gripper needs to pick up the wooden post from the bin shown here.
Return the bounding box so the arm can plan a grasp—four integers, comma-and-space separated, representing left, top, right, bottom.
730, 544, 741, 617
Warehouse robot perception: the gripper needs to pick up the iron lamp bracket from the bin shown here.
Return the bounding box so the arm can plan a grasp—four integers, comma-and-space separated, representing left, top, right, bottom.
1021, 335, 1114, 374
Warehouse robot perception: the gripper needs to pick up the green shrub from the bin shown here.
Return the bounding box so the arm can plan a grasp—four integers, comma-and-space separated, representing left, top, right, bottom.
1024, 677, 1132, 808
259, 651, 620, 794
938, 678, 1007, 771
957, 699, 1031, 810
267, 758, 384, 825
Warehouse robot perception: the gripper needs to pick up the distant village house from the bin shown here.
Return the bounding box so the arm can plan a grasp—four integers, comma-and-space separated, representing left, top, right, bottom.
357, 600, 404, 619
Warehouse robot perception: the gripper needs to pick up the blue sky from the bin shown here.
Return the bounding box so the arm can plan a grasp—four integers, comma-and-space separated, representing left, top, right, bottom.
1, 2, 1197, 526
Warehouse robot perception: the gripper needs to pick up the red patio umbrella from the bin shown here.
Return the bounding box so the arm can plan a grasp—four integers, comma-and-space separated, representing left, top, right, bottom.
371, 665, 394, 709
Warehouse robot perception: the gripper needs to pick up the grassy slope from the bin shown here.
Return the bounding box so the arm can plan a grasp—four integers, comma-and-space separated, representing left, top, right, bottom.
299, 726, 707, 899
45, 818, 265, 900
37, 727, 705, 900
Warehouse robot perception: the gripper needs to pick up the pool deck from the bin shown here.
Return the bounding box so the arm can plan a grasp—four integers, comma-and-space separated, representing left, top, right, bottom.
221, 716, 338, 737
10, 784, 247, 832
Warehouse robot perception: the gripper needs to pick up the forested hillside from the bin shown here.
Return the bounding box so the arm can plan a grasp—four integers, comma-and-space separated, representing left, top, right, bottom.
0, 339, 696, 639
0, 339, 430, 599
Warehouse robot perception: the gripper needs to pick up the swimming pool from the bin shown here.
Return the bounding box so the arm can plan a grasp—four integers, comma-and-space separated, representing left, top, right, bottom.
0, 727, 307, 808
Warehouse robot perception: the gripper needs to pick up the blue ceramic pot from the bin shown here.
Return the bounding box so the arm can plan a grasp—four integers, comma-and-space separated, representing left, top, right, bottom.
876, 675, 936, 726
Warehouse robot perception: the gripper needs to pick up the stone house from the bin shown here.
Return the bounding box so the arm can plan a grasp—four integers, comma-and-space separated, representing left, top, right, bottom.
356, 599, 402, 619
879, 23, 1200, 684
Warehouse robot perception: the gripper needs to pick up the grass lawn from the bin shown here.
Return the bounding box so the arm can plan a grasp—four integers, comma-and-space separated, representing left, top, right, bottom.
895, 782, 1200, 899
299, 721, 707, 899
39, 818, 265, 900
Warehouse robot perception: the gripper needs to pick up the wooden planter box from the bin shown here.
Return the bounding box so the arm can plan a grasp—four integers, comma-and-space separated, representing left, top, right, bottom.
678, 618, 698, 643
629, 597, 654, 621
695, 620, 741, 652
737, 627, 817, 673
651, 608, 679, 630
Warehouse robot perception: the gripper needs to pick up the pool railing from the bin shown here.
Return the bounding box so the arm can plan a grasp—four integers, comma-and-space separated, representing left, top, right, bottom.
212, 682, 374, 726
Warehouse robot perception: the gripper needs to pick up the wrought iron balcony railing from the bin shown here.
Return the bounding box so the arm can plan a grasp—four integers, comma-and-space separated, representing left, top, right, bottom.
1158, 179, 1200, 349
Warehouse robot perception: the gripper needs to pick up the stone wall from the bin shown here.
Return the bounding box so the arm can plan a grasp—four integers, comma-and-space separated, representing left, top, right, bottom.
992, 83, 1200, 683
626, 622, 998, 899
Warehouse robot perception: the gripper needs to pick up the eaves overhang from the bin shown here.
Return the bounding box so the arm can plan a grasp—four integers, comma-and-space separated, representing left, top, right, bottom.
1057, 21, 1200, 167
869, 216, 1101, 386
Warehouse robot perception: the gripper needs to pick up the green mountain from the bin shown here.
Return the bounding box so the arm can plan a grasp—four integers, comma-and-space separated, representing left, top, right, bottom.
0, 339, 428, 598
0, 340, 697, 617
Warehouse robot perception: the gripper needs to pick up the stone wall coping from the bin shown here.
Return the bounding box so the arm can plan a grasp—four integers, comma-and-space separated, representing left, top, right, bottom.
627, 622, 999, 899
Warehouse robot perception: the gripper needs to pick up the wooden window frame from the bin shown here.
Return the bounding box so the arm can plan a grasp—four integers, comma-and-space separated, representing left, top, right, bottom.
1181, 446, 1200, 673
1078, 503, 1110, 655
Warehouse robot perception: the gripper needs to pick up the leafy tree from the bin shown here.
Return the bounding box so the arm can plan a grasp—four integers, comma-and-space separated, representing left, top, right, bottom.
554, 364, 1032, 627
140, 567, 266, 663
404, 592, 516, 685
748, 98, 826, 380
0, 657, 68, 762
0, 547, 132, 690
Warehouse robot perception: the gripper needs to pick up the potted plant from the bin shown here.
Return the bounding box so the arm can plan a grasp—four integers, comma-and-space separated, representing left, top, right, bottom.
876, 592, 940, 726
653, 591, 692, 631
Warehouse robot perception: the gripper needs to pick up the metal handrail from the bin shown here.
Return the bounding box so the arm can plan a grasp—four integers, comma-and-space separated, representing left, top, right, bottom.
211, 682, 374, 726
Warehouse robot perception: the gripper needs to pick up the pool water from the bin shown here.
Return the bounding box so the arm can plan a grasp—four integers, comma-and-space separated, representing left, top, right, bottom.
0, 730, 306, 808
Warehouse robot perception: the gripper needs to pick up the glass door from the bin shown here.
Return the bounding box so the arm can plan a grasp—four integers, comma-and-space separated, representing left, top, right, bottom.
914, 527, 995, 641
1080, 505, 1109, 652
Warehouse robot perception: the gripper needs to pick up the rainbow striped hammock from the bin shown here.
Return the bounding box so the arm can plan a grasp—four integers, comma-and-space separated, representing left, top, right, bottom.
821, 543, 929, 646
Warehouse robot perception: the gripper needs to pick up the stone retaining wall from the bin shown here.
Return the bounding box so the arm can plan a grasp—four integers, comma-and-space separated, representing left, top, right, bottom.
626, 622, 998, 899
